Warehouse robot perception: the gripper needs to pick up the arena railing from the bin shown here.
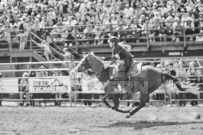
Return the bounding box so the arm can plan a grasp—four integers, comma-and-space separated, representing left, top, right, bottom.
0, 59, 203, 106
35, 20, 203, 52
2, 20, 203, 53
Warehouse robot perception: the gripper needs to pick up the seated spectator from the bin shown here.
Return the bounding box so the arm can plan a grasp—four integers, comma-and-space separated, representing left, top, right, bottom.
124, 24, 134, 43
131, 23, 141, 43
196, 30, 203, 41
185, 20, 195, 41
93, 27, 102, 45
32, 18, 41, 36
66, 33, 75, 45
174, 20, 184, 42
83, 25, 95, 44
164, 22, 174, 41
157, 22, 166, 42
187, 61, 197, 76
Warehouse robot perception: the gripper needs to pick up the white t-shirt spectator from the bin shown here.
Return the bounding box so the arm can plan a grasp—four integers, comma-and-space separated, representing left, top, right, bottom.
104, 5, 113, 14
70, 19, 78, 27
50, 10, 56, 20
123, 6, 134, 18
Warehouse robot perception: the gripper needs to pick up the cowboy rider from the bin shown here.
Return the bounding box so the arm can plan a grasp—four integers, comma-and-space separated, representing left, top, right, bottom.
104, 36, 134, 80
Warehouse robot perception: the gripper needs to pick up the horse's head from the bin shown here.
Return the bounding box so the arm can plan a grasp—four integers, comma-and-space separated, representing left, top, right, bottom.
74, 52, 93, 72
73, 52, 105, 78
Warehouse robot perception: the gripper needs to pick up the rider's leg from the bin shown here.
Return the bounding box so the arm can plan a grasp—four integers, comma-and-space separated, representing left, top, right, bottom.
112, 93, 120, 110
124, 58, 132, 81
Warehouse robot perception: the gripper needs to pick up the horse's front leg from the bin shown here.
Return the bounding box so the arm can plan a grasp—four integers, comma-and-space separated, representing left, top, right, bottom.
111, 93, 130, 113
102, 83, 113, 108
102, 92, 112, 108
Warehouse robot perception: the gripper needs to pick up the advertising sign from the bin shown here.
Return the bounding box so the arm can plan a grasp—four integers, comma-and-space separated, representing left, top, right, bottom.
29, 76, 71, 93
0, 78, 19, 93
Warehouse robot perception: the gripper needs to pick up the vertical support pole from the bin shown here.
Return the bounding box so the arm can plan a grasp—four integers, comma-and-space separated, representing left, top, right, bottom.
74, 26, 78, 52
9, 29, 12, 52
197, 92, 200, 106
146, 21, 150, 50
30, 31, 32, 50
183, 26, 186, 50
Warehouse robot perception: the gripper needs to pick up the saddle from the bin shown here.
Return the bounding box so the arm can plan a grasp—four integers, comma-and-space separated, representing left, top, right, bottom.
127, 62, 143, 77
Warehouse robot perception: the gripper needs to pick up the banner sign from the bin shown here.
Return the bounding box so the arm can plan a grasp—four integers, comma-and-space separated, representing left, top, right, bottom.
29, 76, 71, 93
82, 77, 105, 93
0, 78, 19, 93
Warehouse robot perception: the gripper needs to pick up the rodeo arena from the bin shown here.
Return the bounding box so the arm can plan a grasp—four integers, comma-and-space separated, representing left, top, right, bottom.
2, 0, 203, 135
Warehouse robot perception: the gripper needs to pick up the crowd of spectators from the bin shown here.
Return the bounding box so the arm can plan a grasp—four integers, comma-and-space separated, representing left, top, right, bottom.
1, 0, 203, 49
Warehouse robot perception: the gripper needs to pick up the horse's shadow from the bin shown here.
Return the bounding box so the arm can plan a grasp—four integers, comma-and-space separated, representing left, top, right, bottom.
99, 120, 203, 130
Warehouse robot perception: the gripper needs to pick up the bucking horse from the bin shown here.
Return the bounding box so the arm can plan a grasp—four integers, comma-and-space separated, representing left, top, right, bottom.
72, 52, 198, 118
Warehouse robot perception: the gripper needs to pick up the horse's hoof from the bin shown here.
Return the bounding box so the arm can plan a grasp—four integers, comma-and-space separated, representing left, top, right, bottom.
126, 114, 131, 118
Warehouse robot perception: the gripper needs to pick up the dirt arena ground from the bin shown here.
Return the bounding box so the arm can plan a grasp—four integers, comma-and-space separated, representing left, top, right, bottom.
0, 106, 203, 135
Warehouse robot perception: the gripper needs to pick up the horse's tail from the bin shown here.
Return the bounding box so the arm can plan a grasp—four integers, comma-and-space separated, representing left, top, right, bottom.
162, 73, 184, 91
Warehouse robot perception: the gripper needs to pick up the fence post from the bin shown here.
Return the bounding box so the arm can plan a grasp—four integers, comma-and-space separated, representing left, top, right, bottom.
146, 21, 150, 50
30, 31, 32, 50
74, 26, 78, 52
9, 29, 12, 52
183, 26, 186, 50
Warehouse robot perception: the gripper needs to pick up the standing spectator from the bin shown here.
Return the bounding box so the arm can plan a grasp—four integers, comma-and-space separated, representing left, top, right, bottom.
123, 3, 134, 18
32, 18, 41, 36
19, 72, 29, 106
17, 16, 28, 51
63, 47, 74, 69
174, 20, 184, 41
35, 40, 52, 61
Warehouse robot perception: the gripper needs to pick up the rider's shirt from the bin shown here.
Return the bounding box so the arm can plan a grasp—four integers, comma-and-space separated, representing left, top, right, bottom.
112, 43, 133, 60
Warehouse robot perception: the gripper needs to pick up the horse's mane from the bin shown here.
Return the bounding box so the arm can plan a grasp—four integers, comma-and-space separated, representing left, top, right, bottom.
88, 53, 111, 81
90, 54, 105, 65
88, 54, 105, 77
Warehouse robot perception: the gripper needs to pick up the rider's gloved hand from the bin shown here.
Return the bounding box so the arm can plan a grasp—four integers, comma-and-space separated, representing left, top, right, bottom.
111, 54, 120, 60
103, 64, 109, 69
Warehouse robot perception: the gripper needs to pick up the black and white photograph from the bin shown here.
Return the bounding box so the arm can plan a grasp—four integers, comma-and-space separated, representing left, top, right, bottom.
0, 0, 203, 135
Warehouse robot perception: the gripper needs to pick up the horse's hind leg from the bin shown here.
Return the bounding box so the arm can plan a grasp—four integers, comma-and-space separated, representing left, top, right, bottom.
112, 93, 120, 110
126, 92, 149, 118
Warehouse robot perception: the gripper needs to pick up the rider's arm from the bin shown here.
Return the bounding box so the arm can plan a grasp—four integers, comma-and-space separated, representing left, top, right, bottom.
196, 58, 202, 67
104, 63, 118, 69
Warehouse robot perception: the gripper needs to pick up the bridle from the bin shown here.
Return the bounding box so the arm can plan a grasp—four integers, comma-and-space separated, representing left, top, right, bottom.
79, 54, 93, 80
79, 53, 103, 80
